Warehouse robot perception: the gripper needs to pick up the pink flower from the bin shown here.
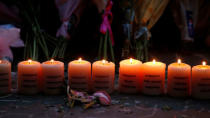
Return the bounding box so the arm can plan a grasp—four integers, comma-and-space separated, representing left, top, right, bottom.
0, 26, 24, 60
93, 91, 111, 105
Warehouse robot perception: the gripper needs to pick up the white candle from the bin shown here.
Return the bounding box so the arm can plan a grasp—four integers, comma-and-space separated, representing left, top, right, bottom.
192, 61, 210, 99
42, 59, 64, 95
18, 59, 41, 95
142, 59, 166, 95
167, 59, 191, 97
119, 58, 142, 93
92, 60, 115, 93
0, 60, 11, 95
68, 58, 91, 92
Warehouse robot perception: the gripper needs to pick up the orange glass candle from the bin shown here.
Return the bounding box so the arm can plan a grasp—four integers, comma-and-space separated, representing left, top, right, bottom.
192, 61, 210, 99
92, 60, 115, 93
142, 59, 166, 95
119, 58, 142, 93
0, 60, 11, 95
42, 59, 64, 95
68, 58, 91, 92
18, 60, 41, 95
167, 59, 191, 97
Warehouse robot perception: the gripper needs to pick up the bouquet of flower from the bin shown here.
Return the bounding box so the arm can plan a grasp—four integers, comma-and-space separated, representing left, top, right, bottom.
120, 0, 169, 61
98, 0, 115, 62
0, 24, 24, 61
18, 0, 67, 60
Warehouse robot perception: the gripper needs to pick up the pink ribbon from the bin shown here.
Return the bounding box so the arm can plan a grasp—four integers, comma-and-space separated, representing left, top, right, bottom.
100, 0, 114, 45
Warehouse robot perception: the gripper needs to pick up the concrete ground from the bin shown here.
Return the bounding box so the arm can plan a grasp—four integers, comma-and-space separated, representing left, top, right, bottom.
0, 92, 210, 118
1, 49, 210, 118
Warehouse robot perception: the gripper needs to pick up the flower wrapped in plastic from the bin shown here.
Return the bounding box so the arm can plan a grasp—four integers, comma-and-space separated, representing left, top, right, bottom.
0, 24, 24, 61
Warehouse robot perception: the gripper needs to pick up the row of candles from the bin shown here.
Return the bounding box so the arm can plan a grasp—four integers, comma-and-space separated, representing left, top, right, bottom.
0, 58, 210, 99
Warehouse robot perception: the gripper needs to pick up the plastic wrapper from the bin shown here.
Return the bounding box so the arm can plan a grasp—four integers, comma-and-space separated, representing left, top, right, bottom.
0, 24, 24, 61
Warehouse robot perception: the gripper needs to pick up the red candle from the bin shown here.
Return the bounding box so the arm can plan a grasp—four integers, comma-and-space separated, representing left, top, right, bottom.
18, 59, 41, 95
0, 60, 11, 95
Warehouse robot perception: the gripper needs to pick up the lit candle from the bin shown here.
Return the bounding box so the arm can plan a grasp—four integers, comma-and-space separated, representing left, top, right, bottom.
167, 59, 191, 97
42, 59, 64, 95
142, 59, 166, 95
18, 59, 41, 95
119, 58, 142, 93
68, 58, 91, 92
92, 59, 115, 93
0, 60, 11, 95
192, 61, 210, 99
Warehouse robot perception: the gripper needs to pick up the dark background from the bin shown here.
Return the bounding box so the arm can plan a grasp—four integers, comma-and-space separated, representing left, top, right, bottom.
0, 0, 209, 67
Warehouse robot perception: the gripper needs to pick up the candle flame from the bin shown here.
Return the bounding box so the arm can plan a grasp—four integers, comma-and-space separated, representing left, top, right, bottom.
78, 58, 82, 62
178, 59, 181, 64
153, 59, 156, 64
130, 58, 133, 64
50, 59, 54, 64
203, 61, 206, 66
102, 59, 106, 64
0, 60, 1, 63
28, 59, 32, 64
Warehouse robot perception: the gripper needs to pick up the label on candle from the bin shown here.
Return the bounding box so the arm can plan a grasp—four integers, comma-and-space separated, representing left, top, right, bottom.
0, 78, 8, 82
21, 73, 38, 88
47, 75, 62, 79
0, 76, 9, 93
122, 74, 136, 78
120, 74, 138, 90
171, 76, 188, 92
0, 72, 9, 88
173, 88, 187, 91
143, 74, 162, 92
45, 75, 63, 89
197, 78, 210, 93
174, 76, 188, 80
145, 75, 160, 78
93, 75, 111, 90
122, 84, 136, 88
70, 76, 88, 90
0, 73, 8, 76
